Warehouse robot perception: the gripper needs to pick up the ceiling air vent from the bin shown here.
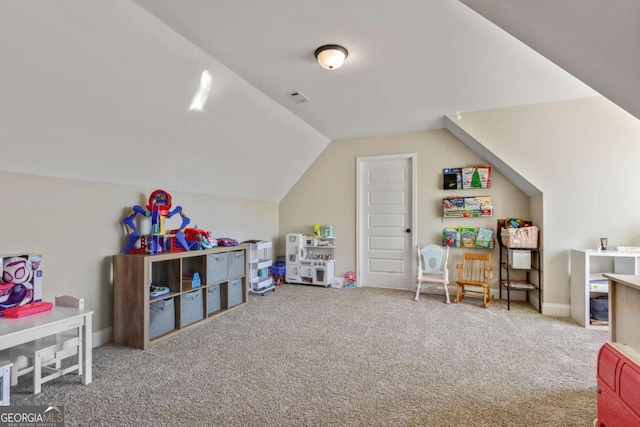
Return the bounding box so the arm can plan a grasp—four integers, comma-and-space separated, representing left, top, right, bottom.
286, 91, 310, 104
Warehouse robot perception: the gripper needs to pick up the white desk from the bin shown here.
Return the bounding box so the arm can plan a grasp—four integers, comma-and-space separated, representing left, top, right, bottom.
0, 307, 93, 386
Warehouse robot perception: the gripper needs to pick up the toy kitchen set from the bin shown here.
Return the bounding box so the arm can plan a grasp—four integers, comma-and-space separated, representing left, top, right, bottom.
286, 227, 335, 287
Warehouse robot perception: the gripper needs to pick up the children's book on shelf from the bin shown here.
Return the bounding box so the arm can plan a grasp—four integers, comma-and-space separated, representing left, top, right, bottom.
443, 168, 462, 190
443, 227, 459, 247
443, 197, 466, 217
462, 166, 492, 189
459, 227, 477, 248
475, 228, 494, 249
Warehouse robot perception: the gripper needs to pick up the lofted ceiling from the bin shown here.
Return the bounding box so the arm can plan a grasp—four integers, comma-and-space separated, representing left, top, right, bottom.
131, 0, 598, 141
1, 1, 602, 203
461, 0, 640, 122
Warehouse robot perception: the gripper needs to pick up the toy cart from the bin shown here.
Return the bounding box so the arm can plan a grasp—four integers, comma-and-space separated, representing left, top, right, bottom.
245, 240, 276, 296
269, 257, 286, 286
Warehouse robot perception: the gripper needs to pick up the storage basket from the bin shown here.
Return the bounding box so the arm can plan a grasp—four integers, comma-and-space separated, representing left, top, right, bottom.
501, 226, 539, 248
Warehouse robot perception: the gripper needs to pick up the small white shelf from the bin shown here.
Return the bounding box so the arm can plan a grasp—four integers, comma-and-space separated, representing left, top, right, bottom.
246, 240, 276, 295
570, 249, 640, 329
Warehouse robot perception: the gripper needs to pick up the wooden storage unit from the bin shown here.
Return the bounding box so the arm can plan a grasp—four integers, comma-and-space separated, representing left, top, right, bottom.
113, 244, 248, 350
570, 249, 640, 329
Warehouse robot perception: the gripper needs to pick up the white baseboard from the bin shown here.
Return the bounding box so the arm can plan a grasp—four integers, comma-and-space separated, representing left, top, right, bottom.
92, 327, 113, 348
541, 303, 570, 317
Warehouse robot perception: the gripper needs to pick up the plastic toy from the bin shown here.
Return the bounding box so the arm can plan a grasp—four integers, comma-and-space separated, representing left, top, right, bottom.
216, 238, 239, 247
169, 227, 217, 251
123, 189, 191, 255
345, 271, 357, 288
0, 256, 35, 309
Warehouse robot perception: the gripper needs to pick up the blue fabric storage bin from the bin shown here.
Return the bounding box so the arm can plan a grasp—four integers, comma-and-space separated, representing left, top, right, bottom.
149, 298, 175, 339
207, 253, 228, 284
181, 289, 204, 327
207, 284, 221, 314
228, 278, 244, 308
228, 250, 245, 278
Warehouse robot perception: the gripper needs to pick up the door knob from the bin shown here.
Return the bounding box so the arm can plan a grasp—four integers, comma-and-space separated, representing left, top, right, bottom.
406, 228, 411, 233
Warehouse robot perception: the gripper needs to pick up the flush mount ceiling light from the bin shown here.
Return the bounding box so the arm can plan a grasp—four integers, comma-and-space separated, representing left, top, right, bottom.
314, 44, 348, 70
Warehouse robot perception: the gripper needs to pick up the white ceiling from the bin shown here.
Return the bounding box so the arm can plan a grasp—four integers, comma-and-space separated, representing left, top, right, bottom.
0, 1, 601, 203
131, 0, 598, 141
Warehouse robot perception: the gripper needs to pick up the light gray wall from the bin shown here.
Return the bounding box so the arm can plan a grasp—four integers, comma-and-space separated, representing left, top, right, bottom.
0, 171, 278, 332
448, 96, 640, 315
280, 129, 531, 294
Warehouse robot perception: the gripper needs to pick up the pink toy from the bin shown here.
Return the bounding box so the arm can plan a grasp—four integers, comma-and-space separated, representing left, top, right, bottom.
345, 271, 357, 288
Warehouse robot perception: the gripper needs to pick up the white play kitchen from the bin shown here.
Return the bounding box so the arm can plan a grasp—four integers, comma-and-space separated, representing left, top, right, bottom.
285, 226, 335, 287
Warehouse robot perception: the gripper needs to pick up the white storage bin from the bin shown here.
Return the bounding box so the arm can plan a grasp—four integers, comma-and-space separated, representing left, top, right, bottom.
180, 289, 204, 327
509, 250, 532, 269
149, 298, 175, 339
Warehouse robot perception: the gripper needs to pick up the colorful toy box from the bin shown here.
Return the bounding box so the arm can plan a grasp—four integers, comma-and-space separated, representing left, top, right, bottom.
0, 253, 43, 316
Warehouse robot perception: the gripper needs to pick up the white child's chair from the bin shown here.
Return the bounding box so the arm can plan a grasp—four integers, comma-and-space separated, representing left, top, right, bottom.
415, 245, 451, 304
10, 295, 84, 395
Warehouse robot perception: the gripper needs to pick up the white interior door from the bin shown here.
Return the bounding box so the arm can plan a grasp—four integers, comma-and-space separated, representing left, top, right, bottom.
357, 154, 416, 289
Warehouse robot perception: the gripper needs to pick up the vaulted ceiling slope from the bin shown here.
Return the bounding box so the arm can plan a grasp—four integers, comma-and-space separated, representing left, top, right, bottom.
1, 1, 329, 202
2, 1, 598, 203
460, 0, 640, 121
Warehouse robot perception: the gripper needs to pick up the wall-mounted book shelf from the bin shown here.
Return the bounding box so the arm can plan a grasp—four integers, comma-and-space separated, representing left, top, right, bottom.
443, 196, 493, 218
443, 227, 495, 249
443, 166, 492, 190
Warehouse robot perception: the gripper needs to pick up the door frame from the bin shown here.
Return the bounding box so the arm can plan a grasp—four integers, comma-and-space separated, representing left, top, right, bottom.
356, 153, 418, 288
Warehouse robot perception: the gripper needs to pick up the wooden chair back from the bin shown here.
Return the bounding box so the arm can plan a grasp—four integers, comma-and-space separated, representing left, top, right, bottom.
457, 252, 492, 285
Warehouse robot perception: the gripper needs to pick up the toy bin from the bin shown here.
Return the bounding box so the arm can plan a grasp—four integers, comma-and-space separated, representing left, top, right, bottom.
149, 297, 175, 339
207, 284, 221, 314
180, 289, 204, 328
228, 278, 244, 308
228, 250, 245, 278
501, 226, 539, 248
207, 253, 228, 284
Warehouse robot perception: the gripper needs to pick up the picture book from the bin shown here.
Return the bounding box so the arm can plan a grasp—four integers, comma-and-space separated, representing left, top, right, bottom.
442, 197, 465, 217
443, 227, 459, 247
459, 227, 477, 248
443, 168, 462, 190
475, 228, 494, 248
462, 166, 492, 189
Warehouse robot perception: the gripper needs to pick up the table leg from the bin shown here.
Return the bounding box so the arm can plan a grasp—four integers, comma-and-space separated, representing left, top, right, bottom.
81, 314, 92, 385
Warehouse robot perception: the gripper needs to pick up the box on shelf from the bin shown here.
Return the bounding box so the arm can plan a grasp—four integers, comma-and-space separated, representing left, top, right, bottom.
0, 253, 43, 315
501, 226, 539, 248
509, 250, 532, 269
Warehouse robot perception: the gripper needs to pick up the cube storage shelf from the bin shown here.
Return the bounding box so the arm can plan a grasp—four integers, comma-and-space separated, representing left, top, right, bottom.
113, 244, 248, 350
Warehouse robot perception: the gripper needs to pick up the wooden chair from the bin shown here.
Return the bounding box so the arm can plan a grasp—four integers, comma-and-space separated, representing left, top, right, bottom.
415, 245, 450, 304
10, 295, 83, 395
455, 252, 494, 308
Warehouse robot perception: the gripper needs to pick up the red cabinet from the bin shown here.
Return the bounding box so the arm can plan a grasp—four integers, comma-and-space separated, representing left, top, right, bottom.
596, 343, 640, 426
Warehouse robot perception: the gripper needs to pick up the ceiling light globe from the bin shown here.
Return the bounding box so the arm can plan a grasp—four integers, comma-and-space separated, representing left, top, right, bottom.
315, 45, 348, 70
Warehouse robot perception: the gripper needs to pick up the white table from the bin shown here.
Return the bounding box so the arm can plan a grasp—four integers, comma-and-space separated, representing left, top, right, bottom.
0, 307, 93, 386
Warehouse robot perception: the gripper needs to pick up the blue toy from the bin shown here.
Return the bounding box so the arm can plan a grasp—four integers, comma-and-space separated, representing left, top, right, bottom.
123, 189, 191, 255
